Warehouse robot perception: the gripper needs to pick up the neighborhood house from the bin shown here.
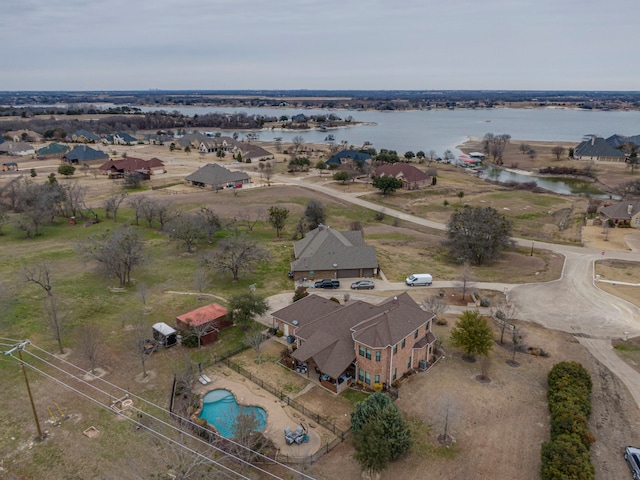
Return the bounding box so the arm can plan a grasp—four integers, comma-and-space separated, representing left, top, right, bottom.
184, 163, 250, 190
599, 201, 640, 228
272, 293, 437, 393
99, 157, 166, 177
289, 225, 379, 281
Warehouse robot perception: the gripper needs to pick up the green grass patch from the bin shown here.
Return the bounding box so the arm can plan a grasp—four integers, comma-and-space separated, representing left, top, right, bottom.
342, 388, 370, 407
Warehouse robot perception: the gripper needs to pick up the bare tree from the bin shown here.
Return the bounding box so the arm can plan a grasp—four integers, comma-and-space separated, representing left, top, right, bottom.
77, 323, 103, 374
244, 325, 267, 364
292, 135, 305, 153
155, 200, 178, 231
495, 295, 518, 344
44, 293, 67, 354
140, 198, 157, 227
423, 294, 449, 322
238, 208, 264, 232
132, 314, 151, 377
183, 318, 216, 348
127, 195, 147, 226
25, 262, 67, 353
79, 225, 144, 287
168, 214, 206, 253
196, 207, 221, 243
551, 145, 566, 160
60, 182, 88, 218
509, 324, 526, 366
201, 234, 270, 281
433, 394, 460, 446
103, 192, 127, 222
193, 268, 210, 295
455, 262, 475, 302
137, 283, 149, 305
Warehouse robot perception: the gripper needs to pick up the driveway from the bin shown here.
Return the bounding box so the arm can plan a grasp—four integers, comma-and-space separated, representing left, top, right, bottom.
263, 172, 640, 408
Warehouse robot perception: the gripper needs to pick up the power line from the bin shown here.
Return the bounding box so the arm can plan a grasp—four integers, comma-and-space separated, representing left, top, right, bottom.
4, 340, 316, 480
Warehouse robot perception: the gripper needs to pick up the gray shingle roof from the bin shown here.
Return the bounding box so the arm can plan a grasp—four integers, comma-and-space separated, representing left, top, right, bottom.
65, 145, 109, 161
575, 137, 625, 159
37, 142, 70, 155
184, 163, 249, 186
291, 227, 377, 272
599, 201, 640, 220
271, 294, 343, 329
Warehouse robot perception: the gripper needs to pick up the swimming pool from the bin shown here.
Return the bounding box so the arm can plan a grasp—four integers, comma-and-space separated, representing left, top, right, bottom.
199, 389, 267, 438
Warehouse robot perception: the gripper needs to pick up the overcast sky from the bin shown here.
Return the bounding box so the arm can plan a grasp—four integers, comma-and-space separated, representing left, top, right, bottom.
3, 0, 637, 91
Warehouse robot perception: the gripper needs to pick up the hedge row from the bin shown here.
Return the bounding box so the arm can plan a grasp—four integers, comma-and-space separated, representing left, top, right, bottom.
541, 361, 595, 480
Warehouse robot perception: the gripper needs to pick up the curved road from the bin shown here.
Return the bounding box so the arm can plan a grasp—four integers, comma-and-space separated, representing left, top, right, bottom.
264, 172, 640, 407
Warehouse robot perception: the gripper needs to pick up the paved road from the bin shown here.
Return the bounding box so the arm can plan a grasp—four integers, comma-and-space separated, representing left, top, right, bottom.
261, 172, 640, 407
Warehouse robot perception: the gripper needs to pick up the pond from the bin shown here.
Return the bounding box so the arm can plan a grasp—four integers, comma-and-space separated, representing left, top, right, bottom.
199, 389, 267, 438
480, 166, 613, 198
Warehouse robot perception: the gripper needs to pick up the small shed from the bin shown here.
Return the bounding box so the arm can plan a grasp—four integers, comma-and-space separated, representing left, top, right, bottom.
152, 322, 178, 348
176, 303, 232, 346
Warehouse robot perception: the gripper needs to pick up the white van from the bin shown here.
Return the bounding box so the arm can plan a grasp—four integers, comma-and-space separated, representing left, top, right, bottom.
405, 273, 433, 286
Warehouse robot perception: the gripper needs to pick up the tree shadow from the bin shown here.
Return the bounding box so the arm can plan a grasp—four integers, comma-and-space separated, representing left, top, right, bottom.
475, 375, 491, 384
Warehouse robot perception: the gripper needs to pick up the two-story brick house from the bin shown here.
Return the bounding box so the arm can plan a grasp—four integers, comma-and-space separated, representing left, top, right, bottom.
275, 293, 436, 393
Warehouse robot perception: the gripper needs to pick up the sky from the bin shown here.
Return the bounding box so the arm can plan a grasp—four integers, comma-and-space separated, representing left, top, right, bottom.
3, 0, 638, 91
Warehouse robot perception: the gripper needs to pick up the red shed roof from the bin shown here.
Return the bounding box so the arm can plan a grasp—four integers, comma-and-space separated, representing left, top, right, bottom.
176, 303, 228, 327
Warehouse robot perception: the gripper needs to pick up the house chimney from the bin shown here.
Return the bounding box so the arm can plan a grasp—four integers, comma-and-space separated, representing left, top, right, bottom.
628, 204, 633, 215
318, 223, 324, 231
393, 296, 398, 303
591, 137, 595, 145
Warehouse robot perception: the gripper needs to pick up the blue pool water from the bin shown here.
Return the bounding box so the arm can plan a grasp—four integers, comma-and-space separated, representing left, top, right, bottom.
199, 389, 267, 438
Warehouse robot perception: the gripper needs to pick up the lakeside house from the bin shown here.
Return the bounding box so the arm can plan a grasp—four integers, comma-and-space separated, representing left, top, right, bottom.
574, 136, 626, 162
599, 201, 640, 228
63, 145, 109, 164
0, 141, 35, 156
272, 293, 437, 393
184, 163, 250, 190
374, 163, 430, 190
37, 142, 70, 159
98, 157, 166, 177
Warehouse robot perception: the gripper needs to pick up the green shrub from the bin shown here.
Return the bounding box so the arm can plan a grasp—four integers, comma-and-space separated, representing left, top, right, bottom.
480, 297, 490, 307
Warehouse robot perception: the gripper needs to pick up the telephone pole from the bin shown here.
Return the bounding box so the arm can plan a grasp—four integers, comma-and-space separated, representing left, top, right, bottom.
4, 340, 44, 440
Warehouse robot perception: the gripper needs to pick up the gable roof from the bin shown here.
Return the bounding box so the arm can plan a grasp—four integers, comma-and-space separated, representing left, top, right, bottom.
292, 293, 433, 379
72, 129, 100, 141
65, 145, 109, 162
606, 134, 640, 148
326, 149, 372, 165
37, 142, 70, 156
178, 132, 208, 148
99, 157, 165, 173
176, 303, 228, 327
240, 143, 273, 160
184, 163, 249, 186
271, 294, 344, 329
0, 141, 35, 154
291, 226, 378, 272
599, 201, 640, 221
375, 163, 430, 183
575, 136, 625, 159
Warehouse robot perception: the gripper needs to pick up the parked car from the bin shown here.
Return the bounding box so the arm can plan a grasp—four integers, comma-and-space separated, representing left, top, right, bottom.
351, 280, 375, 290
314, 279, 340, 289
625, 446, 640, 479
405, 273, 433, 286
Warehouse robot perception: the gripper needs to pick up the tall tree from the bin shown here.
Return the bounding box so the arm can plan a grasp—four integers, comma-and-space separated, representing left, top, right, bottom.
79, 225, 144, 287
450, 310, 494, 361
447, 206, 514, 265
292, 135, 305, 152
244, 324, 267, 364
202, 234, 269, 281
372, 175, 403, 194
104, 192, 128, 222
77, 323, 103, 374
268, 206, 289, 238
304, 199, 326, 230
168, 214, 206, 253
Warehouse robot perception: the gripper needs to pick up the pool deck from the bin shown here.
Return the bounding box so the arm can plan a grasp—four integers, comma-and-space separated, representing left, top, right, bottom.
193, 367, 324, 459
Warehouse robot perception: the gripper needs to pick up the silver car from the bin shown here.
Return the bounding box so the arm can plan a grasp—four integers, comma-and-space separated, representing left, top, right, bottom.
351, 280, 375, 290
625, 446, 640, 479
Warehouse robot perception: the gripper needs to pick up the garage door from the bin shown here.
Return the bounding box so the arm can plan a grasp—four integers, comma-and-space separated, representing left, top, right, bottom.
338, 269, 360, 278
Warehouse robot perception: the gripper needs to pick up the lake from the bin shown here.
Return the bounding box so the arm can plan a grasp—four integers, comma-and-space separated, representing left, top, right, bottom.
138, 105, 640, 156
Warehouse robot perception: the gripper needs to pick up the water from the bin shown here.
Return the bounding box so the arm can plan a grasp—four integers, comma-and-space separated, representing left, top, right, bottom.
199, 389, 267, 438
481, 166, 610, 197
137, 105, 640, 156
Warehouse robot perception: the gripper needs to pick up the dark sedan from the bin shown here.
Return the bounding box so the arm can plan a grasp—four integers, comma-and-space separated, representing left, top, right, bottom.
350, 280, 375, 290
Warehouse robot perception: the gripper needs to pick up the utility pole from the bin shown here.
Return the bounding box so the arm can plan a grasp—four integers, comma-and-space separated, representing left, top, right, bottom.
4, 340, 44, 440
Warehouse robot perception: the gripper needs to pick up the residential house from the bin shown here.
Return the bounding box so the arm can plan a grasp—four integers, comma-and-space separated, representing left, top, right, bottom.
177, 132, 209, 149
5, 129, 43, 143
574, 136, 626, 162
271, 294, 343, 338
142, 133, 173, 145
599, 201, 640, 228
105, 131, 138, 145
176, 303, 232, 346
68, 129, 100, 143
606, 134, 640, 149
239, 143, 274, 162
98, 157, 166, 177
0, 141, 35, 156
375, 163, 430, 190
276, 292, 436, 393
37, 142, 70, 159
63, 145, 109, 164
184, 163, 250, 190
198, 136, 238, 155
325, 150, 372, 169
289, 225, 378, 281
